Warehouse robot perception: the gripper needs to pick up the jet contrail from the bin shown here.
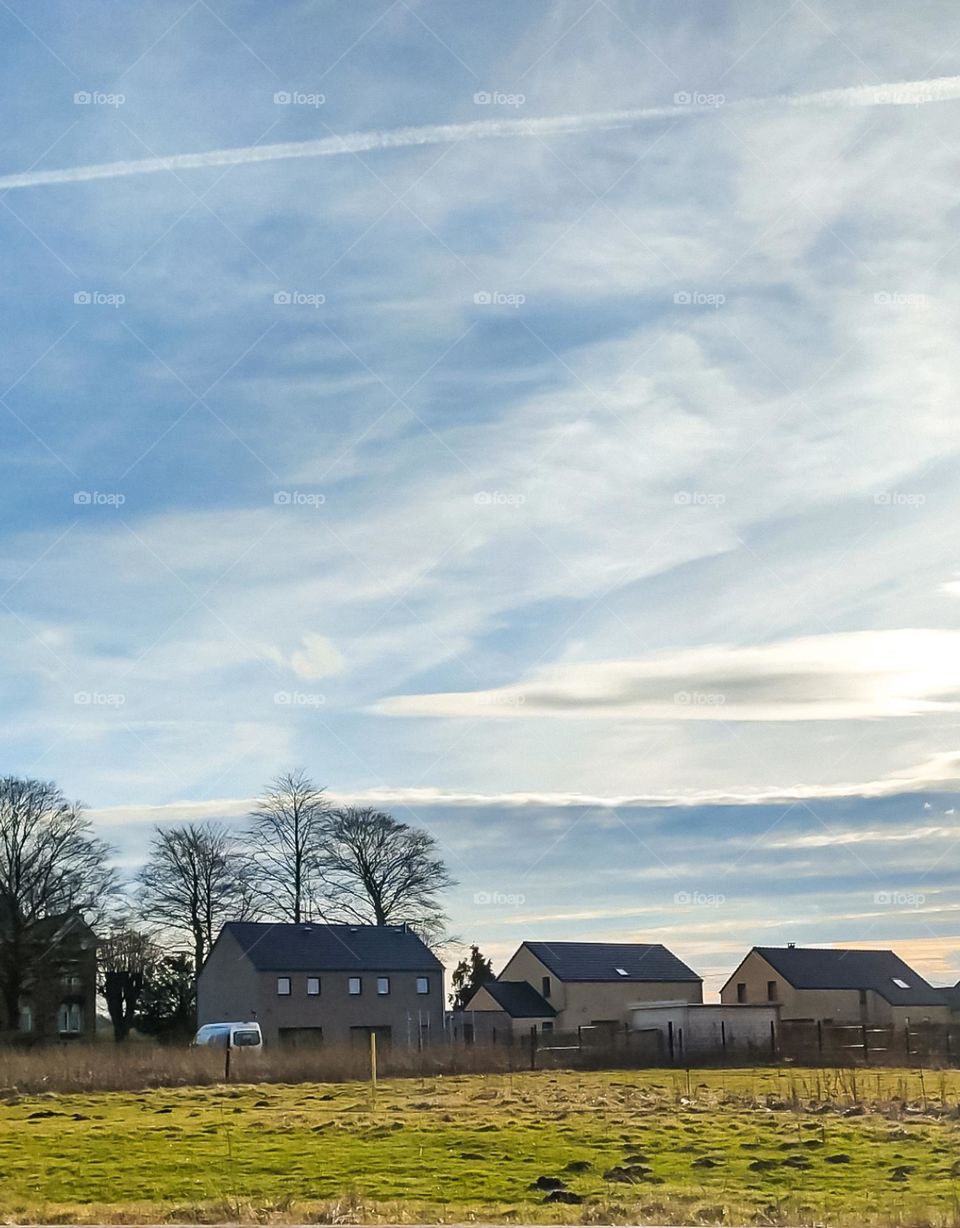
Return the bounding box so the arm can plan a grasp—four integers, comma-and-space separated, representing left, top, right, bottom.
1, 75, 957, 193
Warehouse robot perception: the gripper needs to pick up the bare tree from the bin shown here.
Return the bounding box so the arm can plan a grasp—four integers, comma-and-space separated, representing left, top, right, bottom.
247, 770, 329, 923
0, 776, 116, 1033
138, 823, 255, 971
318, 807, 454, 945
98, 924, 159, 1041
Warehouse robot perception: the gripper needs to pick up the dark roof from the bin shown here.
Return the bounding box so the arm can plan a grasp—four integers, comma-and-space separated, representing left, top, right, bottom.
523, 941, 701, 984
220, 922, 442, 973
752, 946, 944, 1006
937, 985, 960, 1011
471, 980, 557, 1018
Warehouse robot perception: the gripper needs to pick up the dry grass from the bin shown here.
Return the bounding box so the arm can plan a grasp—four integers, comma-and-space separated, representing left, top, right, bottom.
0, 1039, 517, 1095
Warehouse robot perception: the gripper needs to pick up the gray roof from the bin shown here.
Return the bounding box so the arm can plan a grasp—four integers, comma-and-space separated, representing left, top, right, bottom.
220, 922, 442, 973
753, 946, 944, 1006
523, 941, 701, 984
473, 980, 557, 1018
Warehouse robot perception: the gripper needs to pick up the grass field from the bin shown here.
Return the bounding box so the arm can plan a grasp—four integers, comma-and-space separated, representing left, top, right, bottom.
5, 1065, 960, 1225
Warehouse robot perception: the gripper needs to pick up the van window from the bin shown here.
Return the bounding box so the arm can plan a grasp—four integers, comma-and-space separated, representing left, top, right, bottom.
231, 1029, 261, 1046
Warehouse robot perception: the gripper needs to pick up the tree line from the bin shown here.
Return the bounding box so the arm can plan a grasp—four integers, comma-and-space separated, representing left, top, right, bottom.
0, 771, 455, 1041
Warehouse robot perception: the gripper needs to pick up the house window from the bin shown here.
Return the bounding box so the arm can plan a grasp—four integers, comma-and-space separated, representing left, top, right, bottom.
736, 982, 747, 1003
57, 1002, 82, 1034
377, 977, 390, 995
416, 976, 430, 995
306, 977, 320, 995
541, 976, 551, 998
348, 976, 362, 995
541, 1020, 554, 1033
767, 980, 777, 1002
859, 989, 868, 1005
18, 1003, 33, 1033
277, 977, 291, 996
61, 974, 83, 993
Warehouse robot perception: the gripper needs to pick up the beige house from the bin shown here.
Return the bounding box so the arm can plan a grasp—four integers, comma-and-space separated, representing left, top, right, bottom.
464, 940, 702, 1039
721, 945, 949, 1026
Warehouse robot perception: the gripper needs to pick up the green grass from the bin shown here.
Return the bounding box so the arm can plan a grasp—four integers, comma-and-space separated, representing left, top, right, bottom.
5, 1066, 960, 1224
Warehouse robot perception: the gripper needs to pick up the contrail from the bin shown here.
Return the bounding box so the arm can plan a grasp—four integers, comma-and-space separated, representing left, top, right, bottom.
1, 75, 957, 193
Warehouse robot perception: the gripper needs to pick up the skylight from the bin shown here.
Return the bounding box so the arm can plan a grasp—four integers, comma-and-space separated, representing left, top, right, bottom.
891, 977, 910, 989
615, 967, 629, 976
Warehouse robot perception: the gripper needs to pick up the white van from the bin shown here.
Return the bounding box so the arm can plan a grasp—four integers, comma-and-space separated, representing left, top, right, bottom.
194, 1021, 263, 1052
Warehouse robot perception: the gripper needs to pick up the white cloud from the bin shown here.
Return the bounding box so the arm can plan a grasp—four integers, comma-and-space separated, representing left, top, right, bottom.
377, 629, 960, 721
287, 633, 345, 680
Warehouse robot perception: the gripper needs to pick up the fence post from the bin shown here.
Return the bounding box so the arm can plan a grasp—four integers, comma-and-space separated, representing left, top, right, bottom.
370, 1032, 378, 1102
529, 1025, 538, 1071
224, 1043, 231, 1083
861, 1024, 869, 1064
577, 1025, 583, 1053
770, 1020, 776, 1062
667, 1020, 675, 1064
721, 1020, 726, 1058
904, 1021, 911, 1059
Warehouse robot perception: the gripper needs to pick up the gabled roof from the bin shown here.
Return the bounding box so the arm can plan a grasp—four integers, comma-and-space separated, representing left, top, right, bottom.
522, 941, 701, 984
472, 980, 557, 1018
219, 922, 442, 973
749, 946, 944, 1006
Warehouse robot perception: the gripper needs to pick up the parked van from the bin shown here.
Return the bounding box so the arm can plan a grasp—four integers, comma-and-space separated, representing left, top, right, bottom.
194, 1021, 263, 1051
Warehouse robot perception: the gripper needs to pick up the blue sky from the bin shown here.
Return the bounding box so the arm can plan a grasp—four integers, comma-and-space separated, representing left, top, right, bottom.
3, 0, 960, 995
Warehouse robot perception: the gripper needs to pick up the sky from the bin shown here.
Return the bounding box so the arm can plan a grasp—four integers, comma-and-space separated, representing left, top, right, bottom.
2, 0, 960, 998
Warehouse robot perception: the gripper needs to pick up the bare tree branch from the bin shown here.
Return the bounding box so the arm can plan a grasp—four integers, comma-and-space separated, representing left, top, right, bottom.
246, 770, 330, 923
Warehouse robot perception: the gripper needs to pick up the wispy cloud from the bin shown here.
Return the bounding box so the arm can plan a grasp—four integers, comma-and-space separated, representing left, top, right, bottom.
1, 76, 958, 191
378, 630, 960, 721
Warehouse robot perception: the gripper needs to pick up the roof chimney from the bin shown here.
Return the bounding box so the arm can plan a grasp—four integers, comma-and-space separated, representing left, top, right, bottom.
787, 942, 796, 949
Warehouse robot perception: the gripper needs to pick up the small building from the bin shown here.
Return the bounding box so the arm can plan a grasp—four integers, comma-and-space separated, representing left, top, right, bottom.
454, 979, 557, 1042
629, 1000, 779, 1060
197, 921, 444, 1047
464, 940, 702, 1036
5, 912, 98, 1042
721, 946, 950, 1026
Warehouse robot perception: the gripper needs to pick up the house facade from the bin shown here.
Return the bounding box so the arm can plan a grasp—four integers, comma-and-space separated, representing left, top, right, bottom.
197, 921, 444, 1047
464, 940, 702, 1037
720, 946, 950, 1026
2, 912, 98, 1042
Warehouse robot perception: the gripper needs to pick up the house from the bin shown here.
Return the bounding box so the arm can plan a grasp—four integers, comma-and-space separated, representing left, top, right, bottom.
720, 946, 950, 1026
5, 912, 98, 1042
463, 940, 702, 1038
197, 921, 444, 1047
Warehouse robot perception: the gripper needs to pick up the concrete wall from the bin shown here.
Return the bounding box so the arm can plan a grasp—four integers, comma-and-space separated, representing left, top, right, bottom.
630, 1001, 778, 1057
197, 929, 445, 1047
720, 951, 949, 1024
